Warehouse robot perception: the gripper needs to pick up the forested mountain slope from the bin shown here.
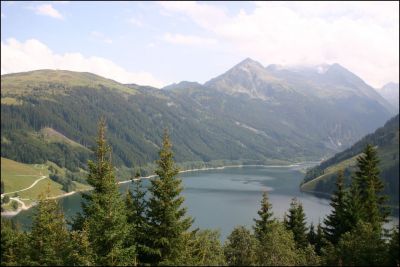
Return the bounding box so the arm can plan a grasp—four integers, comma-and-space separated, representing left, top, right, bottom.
302, 114, 399, 205
1, 59, 395, 178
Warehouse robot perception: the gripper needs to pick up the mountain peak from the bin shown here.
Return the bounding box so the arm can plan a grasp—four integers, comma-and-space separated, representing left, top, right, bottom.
236, 58, 264, 68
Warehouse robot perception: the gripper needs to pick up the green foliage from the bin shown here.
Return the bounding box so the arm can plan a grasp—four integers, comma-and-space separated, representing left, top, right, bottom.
144, 129, 193, 265
28, 186, 71, 266
1, 218, 30, 266
11, 200, 18, 210
68, 223, 95, 266
304, 114, 399, 205
125, 174, 149, 263
2, 195, 10, 204
253, 191, 275, 240
256, 221, 300, 266
284, 198, 309, 249
74, 118, 136, 266
336, 221, 387, 266
323, 170, 348, 244
181, 229, 226, 266
354, 144, 389, 227
387, 226, 399, 266
224, 226, 258, 266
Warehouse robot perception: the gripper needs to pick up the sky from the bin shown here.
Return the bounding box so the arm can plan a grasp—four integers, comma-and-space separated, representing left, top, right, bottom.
1, 1, 399, 88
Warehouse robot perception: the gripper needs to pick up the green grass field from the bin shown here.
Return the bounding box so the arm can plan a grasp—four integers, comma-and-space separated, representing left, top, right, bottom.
301, 154, 360, 192
1, 157, 49, 193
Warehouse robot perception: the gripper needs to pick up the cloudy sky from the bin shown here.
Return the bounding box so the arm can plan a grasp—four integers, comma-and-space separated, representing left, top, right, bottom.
1, 1, 398, 88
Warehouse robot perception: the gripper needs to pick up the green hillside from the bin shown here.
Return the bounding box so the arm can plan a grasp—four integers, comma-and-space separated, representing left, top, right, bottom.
1, 66, 394, 182
302, 114, 399, 205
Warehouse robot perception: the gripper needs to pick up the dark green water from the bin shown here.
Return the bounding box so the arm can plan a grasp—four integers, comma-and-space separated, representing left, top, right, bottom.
8, 165, 399, 240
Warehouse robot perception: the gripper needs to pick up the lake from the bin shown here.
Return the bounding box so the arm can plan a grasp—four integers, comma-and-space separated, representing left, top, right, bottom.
9, 164, 399, 240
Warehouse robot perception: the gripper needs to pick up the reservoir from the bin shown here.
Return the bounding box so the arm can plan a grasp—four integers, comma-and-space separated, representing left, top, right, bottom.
9, 164, 398, 240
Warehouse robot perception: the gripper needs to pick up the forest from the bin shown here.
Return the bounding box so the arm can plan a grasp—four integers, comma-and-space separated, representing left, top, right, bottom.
1, 119, 399, 266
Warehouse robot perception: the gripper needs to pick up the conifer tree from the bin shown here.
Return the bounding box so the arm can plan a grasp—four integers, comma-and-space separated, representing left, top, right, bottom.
354, 144, 389, 224
126, 171, 148, 263
307, 222, 316, 246
314, 222, 325, 256
1, 218, 29, 266
253, 191, 275, 240
144, 128, 193, 265
29, 185, 71, 266
75, 118, 136, 266
387, 226, 399, 266
284, 198, 308, 249
68, 222, 95, 266
323, 170, 348, 244
224, 226, 258, 266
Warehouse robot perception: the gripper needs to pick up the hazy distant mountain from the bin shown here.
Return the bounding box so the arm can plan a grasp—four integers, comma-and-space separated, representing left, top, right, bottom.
203, 58, 395, 151
377, 82, 399, 111
1, 59, 396, 178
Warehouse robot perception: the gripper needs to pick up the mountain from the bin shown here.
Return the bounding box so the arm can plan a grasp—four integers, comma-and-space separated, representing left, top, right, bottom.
377, 82, 399, 111
204, 59, 395, 151
301, 114, 399, 205
0, 60, 395, 181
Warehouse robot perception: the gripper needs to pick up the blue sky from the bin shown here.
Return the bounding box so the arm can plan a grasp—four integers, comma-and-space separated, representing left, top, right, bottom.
1, 1, 399, 88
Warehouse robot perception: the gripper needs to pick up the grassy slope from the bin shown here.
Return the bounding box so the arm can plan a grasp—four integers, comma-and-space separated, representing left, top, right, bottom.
1, 157, 90, 200
1, 69, 136, 96
301, 154, 360, 192
1, 157, 48, 192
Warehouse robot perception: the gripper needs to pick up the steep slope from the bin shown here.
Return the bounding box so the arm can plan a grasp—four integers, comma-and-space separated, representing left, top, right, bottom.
377, 82, 399, 111
1, 60, 395, 179
301, 114, 399, 205
205, 59, 394, 151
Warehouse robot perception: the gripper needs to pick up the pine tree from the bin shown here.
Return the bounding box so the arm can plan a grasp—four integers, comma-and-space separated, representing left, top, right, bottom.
224, 226, 258, 266
253, 191, 275, 240
29, 184, 71, 266
284, 198, 308, 249
144, 128, 193, 265
126, 171, 148, 263
1, 218, 29, 266
387, 226, 399, 266
307, 222, 317, 246
342, 177, 364, 233
354, 144, 389, 224
314, 222, 324, 256
68, 222, 95, 266
74, 118, 136, 265
323, 170, 348, 244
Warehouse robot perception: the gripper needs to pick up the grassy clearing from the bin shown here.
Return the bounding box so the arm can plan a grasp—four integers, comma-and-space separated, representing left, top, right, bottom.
301, 154, 360, 192
17, 178, 64, 199
39, 127, 88, 149
1, 69, 136, 95
1, 157, 48, 193
1, 97, 23, 105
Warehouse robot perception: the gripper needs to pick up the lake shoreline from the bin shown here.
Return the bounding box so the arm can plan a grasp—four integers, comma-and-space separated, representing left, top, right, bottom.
1, 161, 319, 217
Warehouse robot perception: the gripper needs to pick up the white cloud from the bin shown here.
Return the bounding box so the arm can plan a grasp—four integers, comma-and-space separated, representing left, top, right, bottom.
35, 4, 63, 19
163, 33, 217, 46
159, 1, 399, 87
1, 38, 165, 88
128, 17, 143, 27
90, 31, 113, 44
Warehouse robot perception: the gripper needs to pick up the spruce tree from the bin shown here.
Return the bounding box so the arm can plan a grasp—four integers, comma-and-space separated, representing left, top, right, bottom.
354, 144, 389, 224
29, 185, 71, 266
253, 191, 275, 240
307, 222, 316, 246
343, 178, 363, 233
323, 170, 348, 244
284, 198, 308, 249
224, 226, 258, 266
126, 171, 148, 263
75, 118, 136, 265
314, 222, 324, 255
144, 129, 193, 265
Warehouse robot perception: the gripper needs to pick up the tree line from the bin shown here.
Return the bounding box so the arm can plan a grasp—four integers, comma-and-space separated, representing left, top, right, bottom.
1, 119, 398, 266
